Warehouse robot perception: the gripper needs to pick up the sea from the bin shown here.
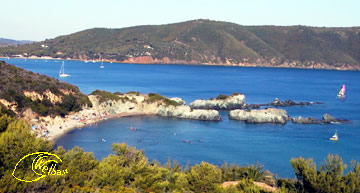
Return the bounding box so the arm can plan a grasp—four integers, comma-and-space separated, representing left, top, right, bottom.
3, 58, 360, 178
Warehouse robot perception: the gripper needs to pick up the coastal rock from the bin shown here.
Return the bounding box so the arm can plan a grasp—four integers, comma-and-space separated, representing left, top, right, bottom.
291, 116, 322, 124
169, 97, 186, 105
229, 108, 289, 124
321, 113, 350, 124
88, 95, 142, 115
190, 93, 245, 110
322, 113, 338, 123
89, 93, 220, 121
290, 114, 350, 124
241, 104, 261, 109
0, 99, 17, 112
23, 90, 64, 103
157, 105, 221, 121
270, 98, 322, 107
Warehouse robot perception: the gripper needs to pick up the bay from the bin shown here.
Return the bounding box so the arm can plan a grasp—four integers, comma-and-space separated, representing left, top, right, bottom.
3, 58, 360, 177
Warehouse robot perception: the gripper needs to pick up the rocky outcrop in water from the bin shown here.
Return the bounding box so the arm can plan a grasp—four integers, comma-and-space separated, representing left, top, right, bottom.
322, 113, 350, 124
291, 113, 350, 124
190, 93, 245, 110
157, 105, 221, 121
291, 116, 322, 124
229, 108, 289, 124
322, 113, 339, 123
189, 94, 323, 111
89, 93, 220, 121
269, 98, 323, 107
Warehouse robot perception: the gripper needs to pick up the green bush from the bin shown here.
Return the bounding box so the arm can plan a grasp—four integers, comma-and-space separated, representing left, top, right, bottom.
187, 162, 222, 192
290, 154, 360, 193
126, 91, 140, 96
216, 94, 228, 100
90, 90, 120, 103
145, 93, 180, 106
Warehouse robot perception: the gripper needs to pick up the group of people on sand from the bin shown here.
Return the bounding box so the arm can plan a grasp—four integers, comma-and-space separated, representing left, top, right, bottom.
71, 112, 109, 126
32, 125, 49, 138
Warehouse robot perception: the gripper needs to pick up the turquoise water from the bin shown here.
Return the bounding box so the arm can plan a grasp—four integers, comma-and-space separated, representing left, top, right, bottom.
3, 58, 360, 177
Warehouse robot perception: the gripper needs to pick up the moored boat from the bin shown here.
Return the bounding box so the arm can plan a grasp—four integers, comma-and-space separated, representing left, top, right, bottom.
59, 61, 70, 77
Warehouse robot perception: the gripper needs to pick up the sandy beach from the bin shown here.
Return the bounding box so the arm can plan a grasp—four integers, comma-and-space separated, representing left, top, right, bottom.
30, 108, 151, 141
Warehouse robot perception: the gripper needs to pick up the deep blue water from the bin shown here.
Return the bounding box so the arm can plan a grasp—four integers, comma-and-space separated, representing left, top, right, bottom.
3, 58, 360, 177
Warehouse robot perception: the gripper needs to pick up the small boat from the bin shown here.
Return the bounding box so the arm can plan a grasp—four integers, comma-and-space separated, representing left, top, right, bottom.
337, 84, 346, 98
101, 138, 106, 142
100, 60, 104, 68
59, 61, 70, 77
330, 131, 338, 141
183, 139, 192, 144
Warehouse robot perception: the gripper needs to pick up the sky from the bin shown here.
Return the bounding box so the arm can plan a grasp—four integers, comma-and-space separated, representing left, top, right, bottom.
1, 0, 360, 41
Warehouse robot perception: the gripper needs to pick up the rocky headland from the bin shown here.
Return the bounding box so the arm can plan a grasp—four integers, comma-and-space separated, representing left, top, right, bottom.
89, 91, 221, 121
25, 91, 221, 140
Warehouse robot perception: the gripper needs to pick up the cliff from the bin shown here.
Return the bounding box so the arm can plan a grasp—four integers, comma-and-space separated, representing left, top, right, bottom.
1, 19, 360, 70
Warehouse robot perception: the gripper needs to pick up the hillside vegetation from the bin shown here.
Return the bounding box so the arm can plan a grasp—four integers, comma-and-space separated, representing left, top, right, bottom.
1, 20, 360, 70
0, 61, 91, 117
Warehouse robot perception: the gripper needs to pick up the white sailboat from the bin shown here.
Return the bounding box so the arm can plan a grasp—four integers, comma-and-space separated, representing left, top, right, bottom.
59, 61, 70, 77
100, 60, 104, 68
337, 84, 346, 98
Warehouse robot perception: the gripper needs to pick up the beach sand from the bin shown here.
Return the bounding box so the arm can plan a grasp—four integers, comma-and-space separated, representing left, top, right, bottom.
31, 109, 150, 141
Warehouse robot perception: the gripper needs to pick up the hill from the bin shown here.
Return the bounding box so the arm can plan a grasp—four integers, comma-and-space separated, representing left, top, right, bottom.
0, 60, 91, 117
1, 19, 360, 70
0, 38, 34, 47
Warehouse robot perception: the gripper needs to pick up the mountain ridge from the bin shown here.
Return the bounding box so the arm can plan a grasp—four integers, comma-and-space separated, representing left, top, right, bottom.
1, 19, 360, 70
0, 38, 34, 47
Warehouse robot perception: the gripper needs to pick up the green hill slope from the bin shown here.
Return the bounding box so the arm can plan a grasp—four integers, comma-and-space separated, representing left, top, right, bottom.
1, 19, 360, 70
0, 61, 91, 117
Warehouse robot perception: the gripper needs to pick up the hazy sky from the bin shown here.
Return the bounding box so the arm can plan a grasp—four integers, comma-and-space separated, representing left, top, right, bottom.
1, 0, 359, 41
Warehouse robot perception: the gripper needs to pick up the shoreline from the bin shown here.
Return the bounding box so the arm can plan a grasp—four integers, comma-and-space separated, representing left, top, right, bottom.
1, 56, 359, 71
36, 110, 152, 141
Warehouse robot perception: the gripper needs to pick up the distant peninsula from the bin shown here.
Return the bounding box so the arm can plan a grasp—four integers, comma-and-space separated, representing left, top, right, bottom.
1, 19, 360, 70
